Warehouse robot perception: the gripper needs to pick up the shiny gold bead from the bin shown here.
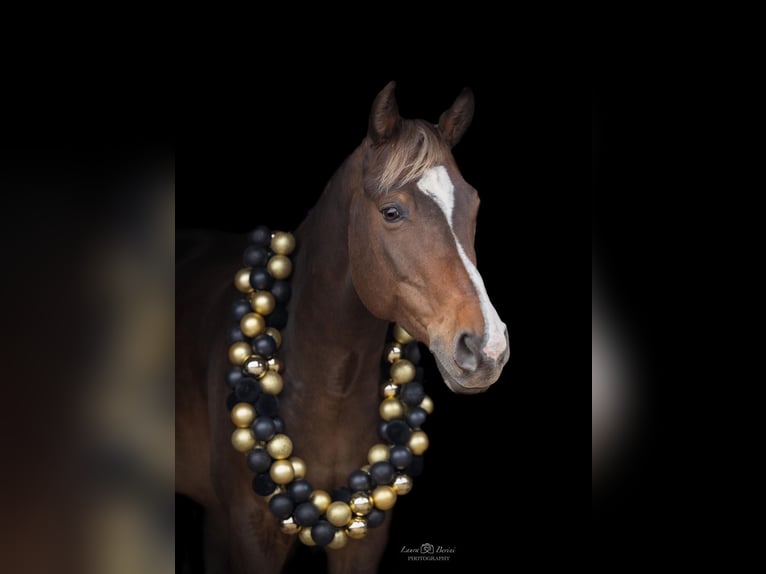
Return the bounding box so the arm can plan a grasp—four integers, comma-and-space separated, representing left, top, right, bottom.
267, 433, 293, 459
372, 486, 397, 510
270, 459, 295, 484
298, 527, 316, 546
270, 231, 296, 256
309, 490, 332, 514
279, 516, 301, 535
231, 428, 255, 453
326, 501, 352, 527
408, 431, 429, 455
368, 443, 390, 464
380, 381, 398, 398
250, 291, 276, 316
290, 457, 307, 479
360, 464, 370, 472
419, 395, 434, 415
393, 474, 413, 495
393, 323, 415, 344
230, 402, 256, 428
243, 355, 267, 378
349, 492, 373, 516
259, 371, 283, 394
346, 517, 368, 539
267, 356, 283, 373
390, 359, 415, 384
264, 486, 283, 502
240, 312, 266, 338
234, 268, 253, 293
385, 342, 403, 364
379, 398, 404, 421
265, 327, 282, 348
327, 528, 348, 549
267, 255, 292, 280
228, 341, 251, 365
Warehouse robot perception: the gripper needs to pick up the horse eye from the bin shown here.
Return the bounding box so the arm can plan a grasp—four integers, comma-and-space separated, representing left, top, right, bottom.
381, 206, 402, 222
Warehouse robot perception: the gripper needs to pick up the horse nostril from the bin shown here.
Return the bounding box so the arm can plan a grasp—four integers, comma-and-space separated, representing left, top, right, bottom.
454, 331, 482, 372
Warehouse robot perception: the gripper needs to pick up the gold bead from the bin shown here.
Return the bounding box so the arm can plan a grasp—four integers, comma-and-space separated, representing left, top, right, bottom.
290, 457, 307, 480
326, 501, 353, 527
228, 341, 251, 365
264, 486, 283, 502
267, 433, 293, 459
327, 528, 348, 549
385, 342, 402, 364
349, 492, 373, 515
234, 268, 253, 293
360, 464, 370, 472
267, 356, 283, 373
390, 359, 415, 384
408, 431, 429, 455
346, 517, 368, 539
265, 327, 282, 348
259, 371, 283, 394
309, 490, 332, 513
243, 355, 267, 378
379, 398, 404, 421
250, 291, 276, 316
419, 395, 434, 415
267, 255, 292, 280
279, 516, 301, 535
372, 486, 397, 510
270, 231, 296, 256
240, 312, 266, 338
393, 323, 415, 344
270, 459, 295, 484
231, 428, 255, 452
368, 443, 390, 464
230, 402, 256, 428
393, 474, 413, 495
380, 381, 398, 398
299, 527, 316, 546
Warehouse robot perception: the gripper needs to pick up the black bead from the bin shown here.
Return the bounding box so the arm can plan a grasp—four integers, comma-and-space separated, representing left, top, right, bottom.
231, 299, 251, 320
243, 245, 269, 267
226, 325, 247, 344
225, 392, 238, 411
287, 480, 313, 504
400, 382, 425, 406
369, 461, 396, 485
385, 420, 412, 445
406, 455, 425, 477
252, 417, 276, 441
293, 502, 320, 527
246, 449, 272, 473
331, 487, 352, 503
311, 520, 335, 546
266, 305, 288, 329
271, 280, 292, 303
235, 378, 261, 403
378, 421, 390, 441
268, 493, 294, 519
248, 226, 272, 247
252, 334, 277, 358
272, 417, 285, 434
252, 473, 277, 496
406, 407, 427, 429
389, 446, 413, 470
366, 508, 386, 528
348, 470, 372, 492
249, 266, 274, 291
255, 394, 279, 418
402, 342, 421, 364
226, 367, 244, 390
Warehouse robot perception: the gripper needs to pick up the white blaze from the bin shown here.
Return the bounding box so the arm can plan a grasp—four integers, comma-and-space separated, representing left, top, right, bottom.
416, 166, 507, 360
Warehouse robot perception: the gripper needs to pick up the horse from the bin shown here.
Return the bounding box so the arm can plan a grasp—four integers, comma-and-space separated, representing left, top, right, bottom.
176, 81, 510, 574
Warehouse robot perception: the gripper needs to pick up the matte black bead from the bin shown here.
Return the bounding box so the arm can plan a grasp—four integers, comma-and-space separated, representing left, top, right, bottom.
252, 417, 276, 441
231, 299, 252, 320
252, 334, 277, 358
271, 280, 292, 303
293, 502, 321, 527
268, 493, 294, 519
226, 325, 247, 344
249, 267, 274, 291
400, 382, 425, 406
225, 392, 238, 411
246, 449, 272, 473
385, 420, 412, 445
243, 245, 269, 268
287, 479, 313, 504
331, 487, 352, 503
389, 446, 413, 470
248, 226, 272, 247
369, 461, 396, 485
252, 473, 277, 496
366, 508, 386, 528
266, 305, 288, 329
402, 342, 421, 364
255, 394, 279, 418
235, 378, 261, 403
226, 367, 245, 390
406, 407, 427, 429
378, 421, 390, 441
348, 470, 373, 492
311, 520, 335, 546
272, 417, 285, 434
406, 455, 424, 477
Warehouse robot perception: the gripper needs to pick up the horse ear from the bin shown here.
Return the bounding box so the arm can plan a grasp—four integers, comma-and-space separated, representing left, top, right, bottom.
438, 87, 474, 147
368, 81, 400, 145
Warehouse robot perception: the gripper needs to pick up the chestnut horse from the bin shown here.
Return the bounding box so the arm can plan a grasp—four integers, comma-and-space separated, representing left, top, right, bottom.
176, 82, 509, 573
